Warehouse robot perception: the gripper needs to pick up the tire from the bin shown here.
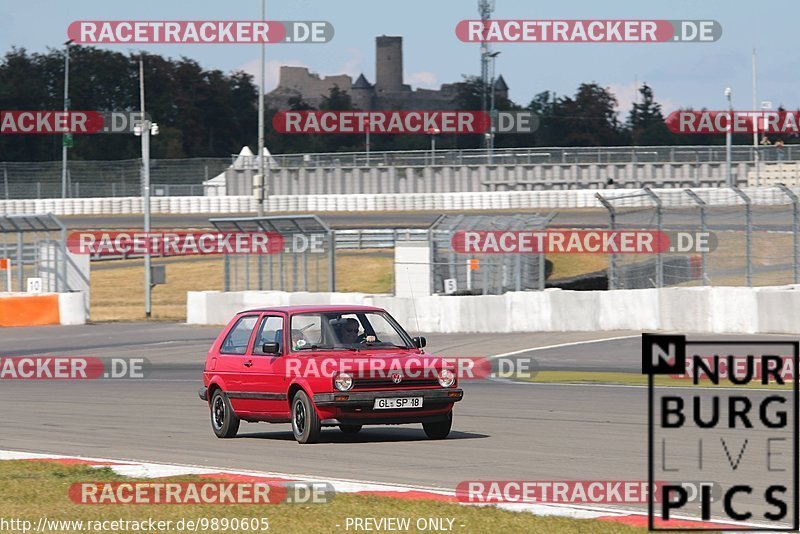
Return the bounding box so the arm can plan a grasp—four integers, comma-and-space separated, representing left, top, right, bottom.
210, 390, 240, 438
291, 390, 321, 444
339, 424, 362, 434
422, 412, 452, 440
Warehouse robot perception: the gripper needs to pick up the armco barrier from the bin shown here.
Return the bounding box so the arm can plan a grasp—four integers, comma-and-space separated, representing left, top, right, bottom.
0, 186, 796, 216
186, 285, 800, 334
0, 292, 86, 327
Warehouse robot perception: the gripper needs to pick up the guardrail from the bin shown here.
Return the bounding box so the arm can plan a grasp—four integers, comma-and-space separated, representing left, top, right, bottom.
235, 144, 797, 169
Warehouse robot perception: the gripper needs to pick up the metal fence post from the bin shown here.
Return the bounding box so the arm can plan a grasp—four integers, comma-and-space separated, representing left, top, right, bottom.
223, 253, 230, 291
596, 193, 617, 289
16, 231, 23, 291
642, 187, 663, 288
538, 252, 545, 291
244, 252, 250, 290
684, 189, 708, 285
328, 230, 336, 292
730, 185, 752, 286
776, 184, 799, 284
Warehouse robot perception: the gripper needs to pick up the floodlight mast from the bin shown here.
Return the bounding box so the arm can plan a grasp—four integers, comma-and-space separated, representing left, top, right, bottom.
478, 0, 494, 150
257, 0, 266, 217
137, 58, 159, 317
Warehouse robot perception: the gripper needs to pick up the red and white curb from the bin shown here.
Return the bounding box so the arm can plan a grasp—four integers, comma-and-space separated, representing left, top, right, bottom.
0, 450, 757, 530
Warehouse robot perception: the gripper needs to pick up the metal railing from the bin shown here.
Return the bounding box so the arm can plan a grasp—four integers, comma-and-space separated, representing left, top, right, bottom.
234, 145, 797, 169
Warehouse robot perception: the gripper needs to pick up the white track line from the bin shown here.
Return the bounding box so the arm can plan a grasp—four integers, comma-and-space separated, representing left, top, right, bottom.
487, 334, 639, 360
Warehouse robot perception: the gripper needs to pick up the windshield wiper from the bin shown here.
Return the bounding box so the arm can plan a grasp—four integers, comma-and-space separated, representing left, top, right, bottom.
296, 344, 333, 351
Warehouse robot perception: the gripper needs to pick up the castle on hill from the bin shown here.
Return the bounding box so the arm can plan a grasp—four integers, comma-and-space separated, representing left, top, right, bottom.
264, 35, 508, 111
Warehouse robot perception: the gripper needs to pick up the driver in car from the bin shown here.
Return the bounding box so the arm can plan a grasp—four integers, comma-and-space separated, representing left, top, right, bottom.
339, 318, 361, 344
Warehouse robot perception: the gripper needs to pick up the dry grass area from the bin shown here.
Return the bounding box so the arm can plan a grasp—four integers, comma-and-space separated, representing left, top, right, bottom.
90, 251, 393, 322
546, 254, 609, 280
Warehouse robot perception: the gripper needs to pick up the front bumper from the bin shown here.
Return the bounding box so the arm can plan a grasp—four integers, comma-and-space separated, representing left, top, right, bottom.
313, 388, 463, 407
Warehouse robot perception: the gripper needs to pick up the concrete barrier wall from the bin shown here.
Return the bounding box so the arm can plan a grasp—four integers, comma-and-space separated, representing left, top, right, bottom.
218, 161, 749, 195
0, 186, 792, 216
0, 292, 87, 327
186, 285, 800, 334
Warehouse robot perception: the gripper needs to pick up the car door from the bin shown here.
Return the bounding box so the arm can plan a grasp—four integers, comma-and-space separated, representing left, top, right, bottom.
238, 313, 289, 418
217, 314, 260, 413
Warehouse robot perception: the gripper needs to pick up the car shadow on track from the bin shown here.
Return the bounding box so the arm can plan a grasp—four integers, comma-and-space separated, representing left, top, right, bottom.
235, 428, 489, 443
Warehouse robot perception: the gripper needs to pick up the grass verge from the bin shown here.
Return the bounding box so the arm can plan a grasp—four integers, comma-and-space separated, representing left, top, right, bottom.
90, 251, 393, 322
0, 461, 642, 533
520, 371, 792, 389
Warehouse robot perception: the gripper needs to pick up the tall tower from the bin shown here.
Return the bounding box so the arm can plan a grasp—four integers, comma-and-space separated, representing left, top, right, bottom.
375, 36, 403, 93
478, 0, 495, 147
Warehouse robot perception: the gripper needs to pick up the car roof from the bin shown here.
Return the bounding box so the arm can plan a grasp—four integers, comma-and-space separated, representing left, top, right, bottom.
239, 304, 386, 315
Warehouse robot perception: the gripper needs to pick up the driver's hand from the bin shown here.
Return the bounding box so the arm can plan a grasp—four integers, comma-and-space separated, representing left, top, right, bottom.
365, 335, 376, 343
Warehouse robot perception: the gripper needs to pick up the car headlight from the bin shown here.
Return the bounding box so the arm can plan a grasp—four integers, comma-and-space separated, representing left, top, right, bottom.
334, 372, 353, 391
438, 369, 456, 388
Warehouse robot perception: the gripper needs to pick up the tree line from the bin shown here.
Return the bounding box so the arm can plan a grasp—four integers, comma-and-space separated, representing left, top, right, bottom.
0, 46, 787, 161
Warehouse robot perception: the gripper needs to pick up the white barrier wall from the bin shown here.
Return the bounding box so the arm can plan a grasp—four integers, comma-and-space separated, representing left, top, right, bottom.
394, 242, 431, 298
187, 285, 800, 334
58, 292, 87, 325
1, 186, 796, 216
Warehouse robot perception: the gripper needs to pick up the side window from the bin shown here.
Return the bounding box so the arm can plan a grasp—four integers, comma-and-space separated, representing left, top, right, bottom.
254, 315, 285, 354
220, 315, 259, 355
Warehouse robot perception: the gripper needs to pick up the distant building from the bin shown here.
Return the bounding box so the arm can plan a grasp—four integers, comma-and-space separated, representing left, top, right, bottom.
265, 36, 507, 111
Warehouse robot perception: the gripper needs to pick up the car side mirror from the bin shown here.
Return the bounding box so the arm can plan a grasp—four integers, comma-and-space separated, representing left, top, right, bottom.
261, 342, 280, 354
412, 336, 426, 348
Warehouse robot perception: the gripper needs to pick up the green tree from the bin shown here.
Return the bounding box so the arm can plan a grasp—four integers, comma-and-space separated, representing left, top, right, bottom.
628, 83, 672, 146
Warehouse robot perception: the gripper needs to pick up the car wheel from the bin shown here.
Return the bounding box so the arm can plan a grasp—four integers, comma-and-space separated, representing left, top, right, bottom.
291, 390, 321, 444
210, 390, 240, 438
339, 424, 362, 434
422, 412, 452, 440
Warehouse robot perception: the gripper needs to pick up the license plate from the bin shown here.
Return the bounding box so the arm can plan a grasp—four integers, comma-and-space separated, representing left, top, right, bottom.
373, 397, 423, 410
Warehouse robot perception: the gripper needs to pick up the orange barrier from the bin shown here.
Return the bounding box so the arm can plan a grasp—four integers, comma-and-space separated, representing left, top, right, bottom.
0, 294, 60, 327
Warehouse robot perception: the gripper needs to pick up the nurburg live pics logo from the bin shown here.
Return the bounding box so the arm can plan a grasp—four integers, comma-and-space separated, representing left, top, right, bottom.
642, 334, 799, 531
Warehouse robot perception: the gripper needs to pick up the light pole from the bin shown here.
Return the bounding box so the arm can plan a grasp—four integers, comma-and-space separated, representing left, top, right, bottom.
427, 128, 440, 164
62, 39, 73, 199
725, 87, 733, 186
487, 51, 500, 163
257, 0, 266, 217
751, 48, 759, 186
135, 58, 159, 318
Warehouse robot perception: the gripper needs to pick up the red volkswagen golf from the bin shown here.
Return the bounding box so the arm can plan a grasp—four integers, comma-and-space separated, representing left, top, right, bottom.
199, 305, 463, 444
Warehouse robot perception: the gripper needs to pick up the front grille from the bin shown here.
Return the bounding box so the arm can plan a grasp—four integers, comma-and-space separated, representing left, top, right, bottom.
352, 377, 440, 390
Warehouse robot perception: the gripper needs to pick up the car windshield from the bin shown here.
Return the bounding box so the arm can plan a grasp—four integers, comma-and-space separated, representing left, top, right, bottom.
289, 311, 413, 351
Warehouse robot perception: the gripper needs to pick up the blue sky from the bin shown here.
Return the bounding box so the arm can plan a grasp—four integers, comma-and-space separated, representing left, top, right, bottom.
1, 0, 797, 115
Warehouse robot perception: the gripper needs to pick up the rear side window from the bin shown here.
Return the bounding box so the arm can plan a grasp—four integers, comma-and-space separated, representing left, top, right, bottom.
220, 315, 259, 355
254, 316, 285, 353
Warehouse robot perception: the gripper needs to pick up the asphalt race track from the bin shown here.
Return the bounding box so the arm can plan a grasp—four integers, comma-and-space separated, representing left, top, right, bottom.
1, 324, 796, 521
